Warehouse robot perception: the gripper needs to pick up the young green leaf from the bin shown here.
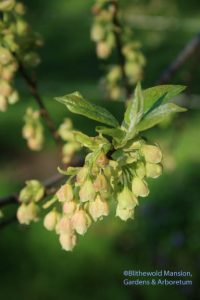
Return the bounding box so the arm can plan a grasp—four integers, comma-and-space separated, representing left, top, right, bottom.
96, 126, 125, 141
136, 103, 187, 132
73, 130, 110, 152
143, 85, 186, 114
121, 82, 144, 142
58, 166, 81, 176
55, 91, 119, 127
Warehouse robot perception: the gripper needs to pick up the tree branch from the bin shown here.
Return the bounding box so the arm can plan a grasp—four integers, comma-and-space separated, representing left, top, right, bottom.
157, 32, 200, 84
111, 0, 132, 99
17, 58, 61, 144
0, 156, 84, 209
0, 174, 63, 209
0, 174, 66, 230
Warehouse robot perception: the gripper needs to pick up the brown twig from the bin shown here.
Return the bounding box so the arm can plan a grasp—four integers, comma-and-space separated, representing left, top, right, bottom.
0, 157, 84, 229
0, 156, 84, 209
157, 32, 200, 84
17, 59, 61, 144
111, 0, 132, 99
0, 174, 66, 230
0, 174, 63, 209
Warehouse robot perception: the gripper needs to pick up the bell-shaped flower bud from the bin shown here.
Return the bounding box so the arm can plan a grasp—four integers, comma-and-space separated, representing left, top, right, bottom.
22, 124, 34, 139
56, 216, 73, 235
132, 177, 149, 197
59, 233, 77, 251
79, 178, 96, 202
27, 136, 43, 151
135, 161, 146, 179
146, 163, 162, 178
141, 144, 162, 163
71, 209, 91, 235
125, 62, 142, 79
19, 180, 44, 203
17, 202, 39, 225
109, 86, 121, 100
0, 95, 7, 112
15, 2, 26, 15
117, 186, 138, 210
96, 41, 111, 59
56, 183, 73, 202
63, 142, 80, 155
58, 118, 74, 141
44, 210, 60, 231
62, 142, 80, 163
16, 19, 29, 36
76, 166, 88, 185
116, 205, 134, 221
96, 152, 109, 166
88, 195, 109, 222
8, 90, 19, 104
63, 201, 77, 217
0, 80, 12, 97
22, 108, 44, 151
0, 47, 13, 65
107, 66, 121, 83
91, 24, 105, 42
0, 0, 15, 11
1, 67, 14, 81
93, 174, 108, 192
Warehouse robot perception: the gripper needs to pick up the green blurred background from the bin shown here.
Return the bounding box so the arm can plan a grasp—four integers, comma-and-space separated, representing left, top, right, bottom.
0, 0, 200, 299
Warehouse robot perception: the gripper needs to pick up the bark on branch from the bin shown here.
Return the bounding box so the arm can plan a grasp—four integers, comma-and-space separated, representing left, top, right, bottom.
17, 58, 61, 144
157, 32, 200, 84
111, 0, 132, 99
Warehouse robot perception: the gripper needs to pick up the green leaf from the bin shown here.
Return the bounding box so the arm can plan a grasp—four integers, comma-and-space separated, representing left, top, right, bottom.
111, 149, 124, 161
73, 131, 97, 150
96, 126, 125, 140
55, 91, 119, 127
121, 82, 144, 142
137, 103, 187, 132
73, 130, 111, 152
58, 166, 80, 175
143, 85, 186, 114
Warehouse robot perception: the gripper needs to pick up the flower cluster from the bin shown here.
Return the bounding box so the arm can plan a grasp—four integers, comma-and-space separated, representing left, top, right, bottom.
16, 82, 186, 252
91, 0, 115, 59
0, 0, 43, 111
0, 47, 18, 111
58, 118, 81, 163
42, 136, 162, 251
105, 41, 145, 100
22, 108, 44, 151
91, 0, 145, 100
17, 180, 44, 225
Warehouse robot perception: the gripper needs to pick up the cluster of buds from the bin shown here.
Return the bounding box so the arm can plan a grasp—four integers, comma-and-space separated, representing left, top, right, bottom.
91, 0, 145, 100
91, 0, 116, 59
17, 180, 44, 225
114, 139, 162, 220
0, 1, 43, 111
22, 108, 44, 151
58, 118, 81, 163
0, 47, 19, 111
105, 41, 145, 100
43, 152, 110, 251
41, 136, 162, 251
